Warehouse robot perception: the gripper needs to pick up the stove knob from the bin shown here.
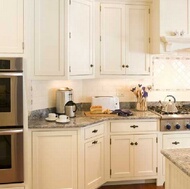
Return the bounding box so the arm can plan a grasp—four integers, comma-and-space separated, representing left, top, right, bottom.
166, 124, 171, 130
175, 124, 180, 130
186, 124, 190, 129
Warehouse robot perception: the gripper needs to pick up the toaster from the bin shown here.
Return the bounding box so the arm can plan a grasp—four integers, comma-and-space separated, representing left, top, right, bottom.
91, 96, 120, 110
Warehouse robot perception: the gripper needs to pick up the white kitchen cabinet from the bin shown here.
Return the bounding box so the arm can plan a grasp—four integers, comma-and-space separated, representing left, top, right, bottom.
99, 3, 150, 76
83, 123, 105, 189
32, 131, 77, 189
0, 0, 24, 53
151, 0, 190, 53
68, 0, 94, 78
34, 0, 94, 78
109, 120, 158, 180
110, 134, 157, 178
34, 0, 65, 76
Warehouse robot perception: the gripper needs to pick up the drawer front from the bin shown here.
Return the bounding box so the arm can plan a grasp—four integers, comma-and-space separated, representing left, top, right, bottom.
110, 120, 158, 133
85, 123, 104, 140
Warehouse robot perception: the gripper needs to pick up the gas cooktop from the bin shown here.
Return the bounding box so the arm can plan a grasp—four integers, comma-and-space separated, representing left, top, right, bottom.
149, 104, 190, 131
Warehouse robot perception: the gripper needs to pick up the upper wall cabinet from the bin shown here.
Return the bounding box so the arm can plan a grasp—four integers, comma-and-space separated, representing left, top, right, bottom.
151, 0, 190, 53
68, 0, 94, 79
0, 0, 24, 53
97, 2, 150, 76
34, 0, 94, 79
34, 0, 65, 76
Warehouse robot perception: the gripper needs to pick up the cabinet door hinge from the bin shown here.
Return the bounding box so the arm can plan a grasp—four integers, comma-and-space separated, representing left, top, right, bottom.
100, 66, 101, 72
148, 8, 150, 14
69, 66, 71, 72
100, 36, 102, 42
69, 32, 72, 39
156, 167, 158, 173
149, 38, 151, 43
148, 67, 150, 73
110, 169, 112, 175
156, 137, 158, 143
100, 5, 101, 12
110, 138, 111, 145
22, 42, 24, 49
69, 0, 71, 5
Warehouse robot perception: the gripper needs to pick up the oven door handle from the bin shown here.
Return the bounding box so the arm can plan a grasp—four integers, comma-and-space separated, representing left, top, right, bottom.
0, 72, 23, 76
0, 129, 23, 134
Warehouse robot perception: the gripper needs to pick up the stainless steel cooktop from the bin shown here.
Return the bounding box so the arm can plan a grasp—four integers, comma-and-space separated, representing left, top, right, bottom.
149, 105, 190, 131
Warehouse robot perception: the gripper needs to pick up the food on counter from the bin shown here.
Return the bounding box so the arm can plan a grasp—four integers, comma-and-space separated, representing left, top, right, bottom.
90, 106, 111, 114
90, 105, 103, 114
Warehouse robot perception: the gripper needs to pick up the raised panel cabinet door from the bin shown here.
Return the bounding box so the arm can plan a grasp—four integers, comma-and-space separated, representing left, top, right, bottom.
69, 0, 94, 76
133, 134, 157, 177
32, 131, 77, 189
85, 137, 105, 189
110, 135, 133, 178
0, 0, 23, 53
100, 4, 126, 75
126, 5, 150, 75
34, 0, 65, 76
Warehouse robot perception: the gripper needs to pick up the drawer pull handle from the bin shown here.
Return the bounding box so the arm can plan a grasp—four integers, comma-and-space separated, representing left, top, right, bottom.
92, 141, 98, 144
92, 129, 98, 133
130, 125, 138, 128
172, 141, 180, 145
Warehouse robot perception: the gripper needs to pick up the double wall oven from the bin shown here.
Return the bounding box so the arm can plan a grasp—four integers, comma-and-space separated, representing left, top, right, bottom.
0, 58, 24, 184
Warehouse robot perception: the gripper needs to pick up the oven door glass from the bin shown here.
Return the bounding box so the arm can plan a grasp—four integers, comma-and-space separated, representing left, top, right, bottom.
0, 75, 23, 126
0, 135, 11, 169
0, 78, 11, 112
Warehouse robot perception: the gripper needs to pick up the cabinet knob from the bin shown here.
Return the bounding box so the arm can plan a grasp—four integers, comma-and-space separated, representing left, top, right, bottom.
90, 64, 94, 67
130, 142, 134, 145
134, 142, 138, 145
122, 65, 125, 68
92, 129, 98, 133
126, 65, 129, 68
92, 141, 98, 144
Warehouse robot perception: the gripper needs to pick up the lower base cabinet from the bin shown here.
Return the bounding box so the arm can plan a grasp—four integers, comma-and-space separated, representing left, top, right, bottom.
32, 131, 77, 189
110, 134, 157, 178
84, 137, 105, 189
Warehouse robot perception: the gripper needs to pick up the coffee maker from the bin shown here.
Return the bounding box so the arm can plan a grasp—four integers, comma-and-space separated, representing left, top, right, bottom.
56, 87, 72, 114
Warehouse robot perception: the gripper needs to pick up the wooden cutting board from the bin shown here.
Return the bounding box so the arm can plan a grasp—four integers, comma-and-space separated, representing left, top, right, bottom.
84, 111, 118, 117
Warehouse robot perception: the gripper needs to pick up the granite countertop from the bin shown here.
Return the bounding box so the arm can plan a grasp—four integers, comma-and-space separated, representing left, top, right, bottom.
29, 110, 160, 129
161, 148, 190, 177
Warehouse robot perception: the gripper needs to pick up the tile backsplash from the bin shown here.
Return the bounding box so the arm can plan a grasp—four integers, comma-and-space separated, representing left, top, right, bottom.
29, 55, 190, 111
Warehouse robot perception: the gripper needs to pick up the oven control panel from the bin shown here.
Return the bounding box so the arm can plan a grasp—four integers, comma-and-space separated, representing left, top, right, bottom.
160, 119, 190, 131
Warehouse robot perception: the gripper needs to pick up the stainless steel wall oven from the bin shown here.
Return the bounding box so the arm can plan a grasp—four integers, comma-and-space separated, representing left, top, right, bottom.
0, 58, 23, 184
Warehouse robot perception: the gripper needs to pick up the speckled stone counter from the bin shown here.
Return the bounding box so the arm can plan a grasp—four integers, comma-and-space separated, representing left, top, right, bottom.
161, 148, 190, 177
29, 110, 160, 129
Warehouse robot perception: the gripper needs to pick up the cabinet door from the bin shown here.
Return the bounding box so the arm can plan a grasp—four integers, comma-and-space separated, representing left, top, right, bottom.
100, 4, 126, 75
69, 0, 94, 76
110, 135, 133, 178
34, 0, 65, 76
134, 134, 157, 177
32, 131, 77, 189
126, 5, 150, 75
85, 137, 104, 189
0, 0, 23, 53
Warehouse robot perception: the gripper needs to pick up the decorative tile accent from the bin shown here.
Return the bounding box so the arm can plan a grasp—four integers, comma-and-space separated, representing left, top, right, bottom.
152, 55, 190, 90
